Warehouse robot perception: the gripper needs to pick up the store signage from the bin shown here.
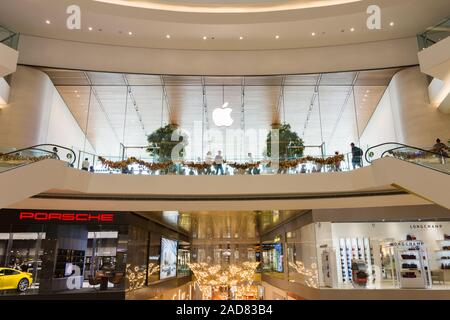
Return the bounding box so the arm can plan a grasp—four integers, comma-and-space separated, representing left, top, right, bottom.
410, 224, 442, 229
19, 211, 114, 222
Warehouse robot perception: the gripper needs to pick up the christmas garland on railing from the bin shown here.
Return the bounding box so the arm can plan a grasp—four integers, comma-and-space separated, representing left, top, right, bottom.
0, 153, 55, 163
98, 156, 173, 171
270, 154, 345, 170
98, 155, 344, 172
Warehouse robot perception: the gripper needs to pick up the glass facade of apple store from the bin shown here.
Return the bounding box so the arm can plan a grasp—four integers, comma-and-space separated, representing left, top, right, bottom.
40, 67, 402, 171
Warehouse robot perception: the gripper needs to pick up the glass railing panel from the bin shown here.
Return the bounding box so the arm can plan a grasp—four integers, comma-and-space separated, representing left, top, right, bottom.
417, 17, 450, 50
0, 25, 19, 50
385, 147, 449, 174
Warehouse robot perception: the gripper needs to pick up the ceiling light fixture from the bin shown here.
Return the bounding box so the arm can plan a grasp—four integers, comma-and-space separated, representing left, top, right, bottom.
128, 31, 133, 36
45, 20, 51, 24
88, 27, 93, 31
275, 35, 280, 39
311, 32, 316, 36
203, 36, 207, 40
166, 34, 171, 39
390, 22, 395, 26
350, 28, 355, 32
239, 36, 244, 40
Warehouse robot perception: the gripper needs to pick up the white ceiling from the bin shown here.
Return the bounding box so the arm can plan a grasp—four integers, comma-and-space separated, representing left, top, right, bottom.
42, 67, 400, 160
0, 0, 448, 50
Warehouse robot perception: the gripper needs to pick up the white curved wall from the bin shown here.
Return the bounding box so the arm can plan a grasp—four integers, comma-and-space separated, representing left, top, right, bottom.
360, 67, 450, 149
0, 66, 94, 153
17, 35, 419, 75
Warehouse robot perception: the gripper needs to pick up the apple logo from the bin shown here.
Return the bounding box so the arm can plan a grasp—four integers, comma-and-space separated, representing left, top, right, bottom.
212, 102, 233, 127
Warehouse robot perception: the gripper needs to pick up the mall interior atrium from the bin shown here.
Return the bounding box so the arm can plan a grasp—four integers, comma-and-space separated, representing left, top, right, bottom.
0, 0, 449, 301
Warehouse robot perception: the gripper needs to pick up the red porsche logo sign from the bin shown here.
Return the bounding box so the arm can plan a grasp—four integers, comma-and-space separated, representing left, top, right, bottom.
19, 211, 114, 222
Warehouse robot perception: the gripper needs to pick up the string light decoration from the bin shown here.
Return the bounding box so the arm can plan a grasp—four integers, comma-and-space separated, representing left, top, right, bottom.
126, 263, 160, 292
288, 261, 319, 288
188, 262, 260, 300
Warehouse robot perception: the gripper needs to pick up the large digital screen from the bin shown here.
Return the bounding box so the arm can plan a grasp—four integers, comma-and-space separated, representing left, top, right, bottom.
160, 237, 178, 280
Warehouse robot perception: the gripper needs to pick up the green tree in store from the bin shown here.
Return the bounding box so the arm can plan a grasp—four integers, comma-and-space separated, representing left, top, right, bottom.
146, 124, 187, 163
265, 123, 304, 161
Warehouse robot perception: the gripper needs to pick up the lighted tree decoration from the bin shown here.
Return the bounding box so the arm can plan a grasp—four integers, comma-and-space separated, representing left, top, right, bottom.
146, 124, 188, 163
265, 123, 304, 161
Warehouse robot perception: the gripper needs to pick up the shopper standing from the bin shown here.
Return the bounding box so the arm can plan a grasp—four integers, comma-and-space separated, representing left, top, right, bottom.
214, 151, 224, 175
81, 158, 90, 171
334, 151, 342, 172
350, 143, 363, 169
432, 138, 449, 157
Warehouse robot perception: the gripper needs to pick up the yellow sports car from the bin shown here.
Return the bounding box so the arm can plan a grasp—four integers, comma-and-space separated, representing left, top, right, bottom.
0, 267, 33, 292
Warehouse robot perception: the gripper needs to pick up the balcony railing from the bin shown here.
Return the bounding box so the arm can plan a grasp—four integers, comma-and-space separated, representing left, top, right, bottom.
0, 25, 19, 50
417, 17, 450, 50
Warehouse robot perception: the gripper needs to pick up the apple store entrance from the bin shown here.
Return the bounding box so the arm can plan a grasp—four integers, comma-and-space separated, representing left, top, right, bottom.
40, 67, 402, 172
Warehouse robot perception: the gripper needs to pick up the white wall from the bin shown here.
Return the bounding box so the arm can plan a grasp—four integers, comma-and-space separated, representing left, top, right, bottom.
18, 35, 419, 76
360, 67, 450, 150
0, 66, 94, 154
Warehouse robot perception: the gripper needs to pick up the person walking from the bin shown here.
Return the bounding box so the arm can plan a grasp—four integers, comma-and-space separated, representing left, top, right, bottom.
350, 143, 363, 169
214, 151, 224, 175
81, 158, 90, 171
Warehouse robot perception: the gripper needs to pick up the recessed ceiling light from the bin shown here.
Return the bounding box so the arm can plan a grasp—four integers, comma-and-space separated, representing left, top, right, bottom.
45, 20, 51, 24
239, 36, 244, 40
311, 32, 316, 36
166, 34, 171, 39
88, 27, 93, 31
202, 36, 207, 40
275, 35, 280, 39
350, 28, 355, 32
128, 31, 133, 36
390, 22, 395, 26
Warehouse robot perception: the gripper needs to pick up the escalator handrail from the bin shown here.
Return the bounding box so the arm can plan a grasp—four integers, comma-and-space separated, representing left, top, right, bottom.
1, 144, 76, 165
365, 142, 449, 164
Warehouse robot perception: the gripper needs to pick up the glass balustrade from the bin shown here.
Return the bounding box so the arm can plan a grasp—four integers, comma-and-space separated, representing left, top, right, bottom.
366, 143, 449, 175
0, 25, 19, 50
417, 17, 450, 50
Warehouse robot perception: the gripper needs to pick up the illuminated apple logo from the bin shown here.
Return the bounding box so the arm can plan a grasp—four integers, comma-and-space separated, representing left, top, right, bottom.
212, 102, 233, 127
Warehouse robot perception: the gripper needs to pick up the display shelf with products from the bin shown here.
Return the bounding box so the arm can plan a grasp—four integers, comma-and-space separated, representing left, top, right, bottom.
394, 240, 431, 289
321, 248, 337, 288
54, 249, 85, 278
337, 237, 375, 285
436, 239, 450, 271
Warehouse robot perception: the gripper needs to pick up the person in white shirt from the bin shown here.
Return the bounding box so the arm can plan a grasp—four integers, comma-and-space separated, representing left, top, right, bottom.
247, 152, 254, 175
81, 158, 90, 171
214, 151, 224, 175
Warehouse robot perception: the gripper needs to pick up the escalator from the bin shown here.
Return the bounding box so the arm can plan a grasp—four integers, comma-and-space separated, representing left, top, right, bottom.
0, 144, 76, 173
365, 142, 449, 174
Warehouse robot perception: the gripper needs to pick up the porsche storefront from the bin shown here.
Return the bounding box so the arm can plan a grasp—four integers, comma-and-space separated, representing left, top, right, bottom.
0, 209, 130, 298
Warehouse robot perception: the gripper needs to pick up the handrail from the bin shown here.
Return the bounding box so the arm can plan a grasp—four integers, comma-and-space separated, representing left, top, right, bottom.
2, 144, 76, 165
365, 142, 449, 163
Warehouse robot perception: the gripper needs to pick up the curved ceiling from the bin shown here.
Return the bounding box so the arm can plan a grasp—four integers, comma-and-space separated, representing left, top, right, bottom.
95, 0, 362, 13
0, 0, 449, 50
